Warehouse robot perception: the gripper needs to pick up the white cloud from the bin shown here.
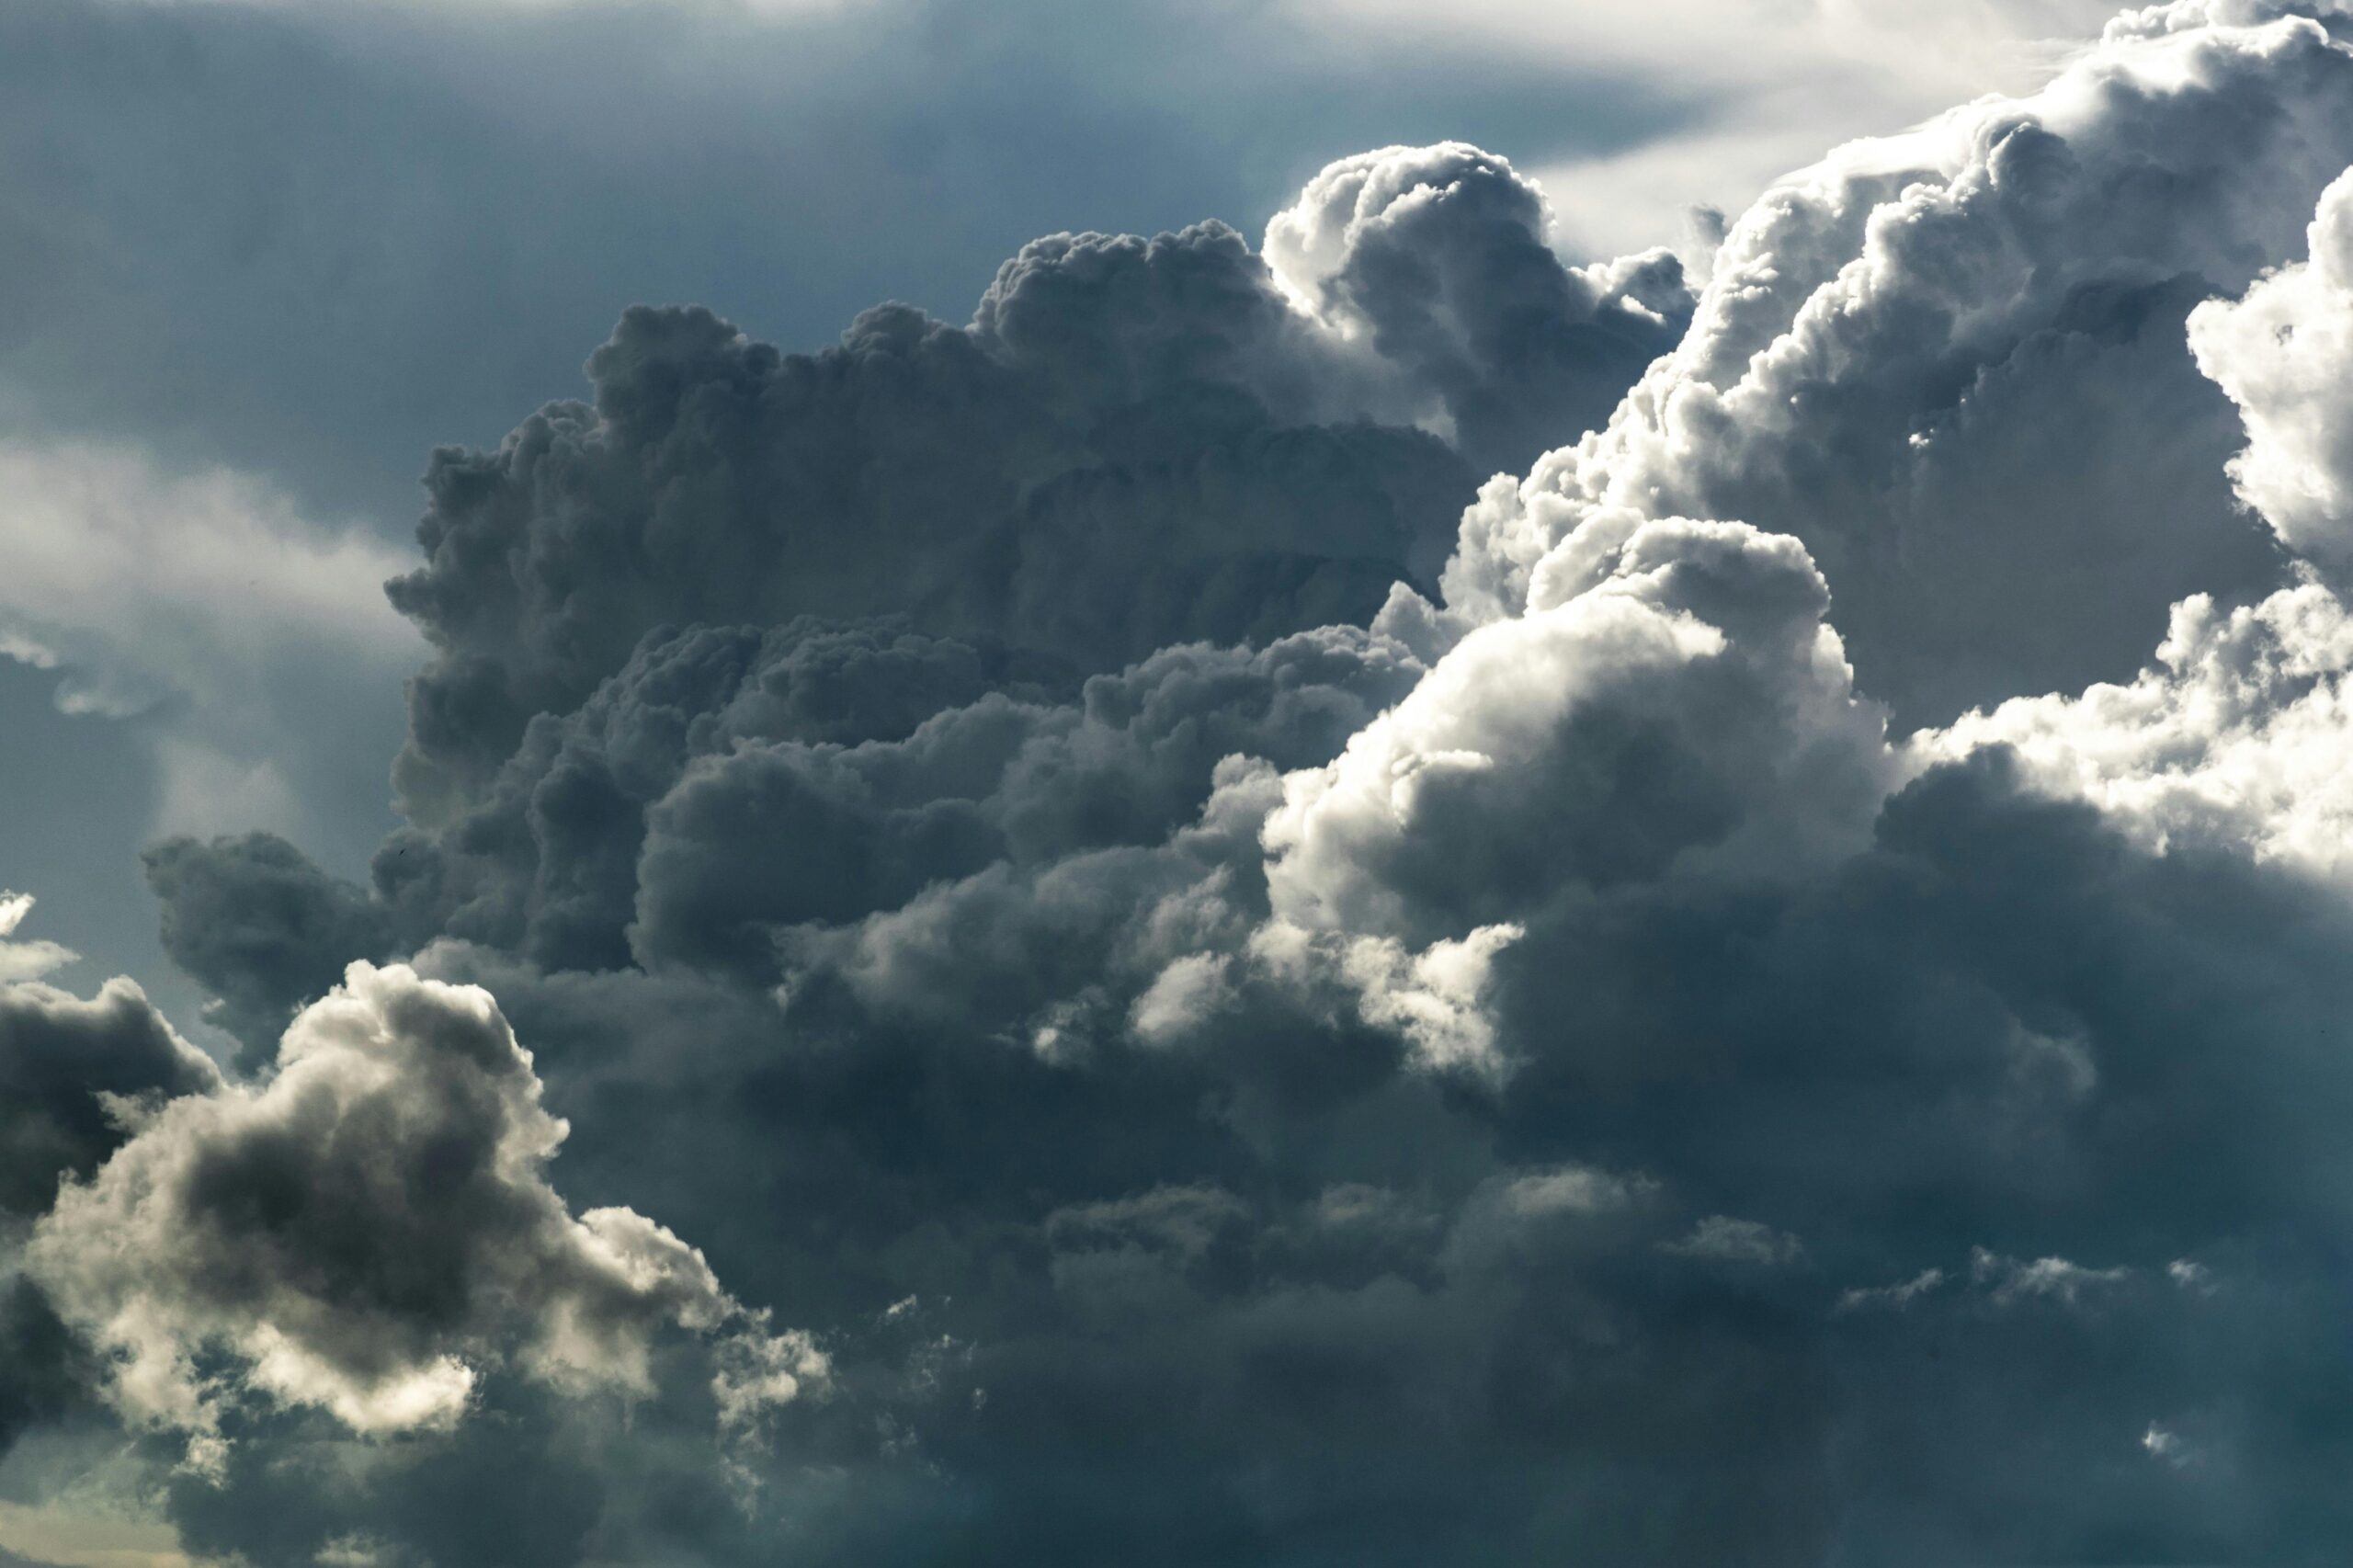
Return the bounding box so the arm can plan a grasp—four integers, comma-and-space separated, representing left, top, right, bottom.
1422, 3, 2353, 724
2188, 165, 2353, 562
1915, 164, 2353, 882
1923, 573, 2353, 880
27, 961, 821, 1474
0, 892, 78, 984
1836, 1267, 1949, 1312
1971, 1246, 2132, 1307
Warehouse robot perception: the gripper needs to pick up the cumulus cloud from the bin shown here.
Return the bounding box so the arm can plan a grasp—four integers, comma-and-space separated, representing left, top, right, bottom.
1924, 571, 2353, 877
1429, 2, 2353, 722
142, 835, 399, 1068
1269, 517, 1891, 942
57, 5, 2353, 1562
2189, 164, 2353, 561
1263, 142, 1690, 472
0, 897, 220, 1220
1925, 167, 2353, 881
25, 961, 820, 1475
382, 147, 1686, 823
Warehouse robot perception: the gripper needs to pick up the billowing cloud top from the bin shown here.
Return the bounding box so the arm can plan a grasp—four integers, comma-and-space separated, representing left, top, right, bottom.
27, 961, 821, 1477
13, 3, 2353, 1565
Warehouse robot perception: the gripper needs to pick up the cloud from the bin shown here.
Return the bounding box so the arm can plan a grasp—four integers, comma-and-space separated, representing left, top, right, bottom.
2189, 164, 2353, 561
382, 146, 1686, 823
0, 893, 76, 986
1432, 2, 2353, 722
1263, 142, 1691, 472
0, 895, 220, 1221
1924, 571, 2353, 877
25, 961, 820, 1475
1268, 517, 1891, 945
35, 4, 2353, 1562
1924, 169, 2353, 881
140, 835, 399, 1070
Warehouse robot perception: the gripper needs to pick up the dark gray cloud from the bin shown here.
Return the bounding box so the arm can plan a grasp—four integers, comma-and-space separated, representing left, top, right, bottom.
372, 617, 1416, 982
387, 149, 1681, 820
0, 1275, 87, 1467
32, 4, 2353, 1565
142, 834, 399, 1069
0, 968, 219, 1221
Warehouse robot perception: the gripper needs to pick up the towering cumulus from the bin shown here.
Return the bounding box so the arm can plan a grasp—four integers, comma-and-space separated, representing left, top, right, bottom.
7, 5, 2353, 1564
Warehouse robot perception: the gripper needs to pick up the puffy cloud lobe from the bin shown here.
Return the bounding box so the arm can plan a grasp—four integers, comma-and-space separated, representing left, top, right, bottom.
357, 617, 1420, 983
1268, 517, 1892, 950
1432, 4, 2353, 722
0, 971, 220, 1219
2189, 165, 2353, 561
142, 833, 399, 1067
770, 754, 1296, 1063
1920, 166, 2353, 883
371, 617, 1019, 972
1250, 517, 1894, 1076
1924, 571, 2353, 879
645, 627, 1428, 983
25, 961, 820, 1473
0, 893, 221, 1220
1263, 142, 1691, 474
385, 147, 1688, 822
0, 893, 214, 1472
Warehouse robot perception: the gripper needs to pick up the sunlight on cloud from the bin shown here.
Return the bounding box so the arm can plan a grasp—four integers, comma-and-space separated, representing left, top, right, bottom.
0, 892, 79, 983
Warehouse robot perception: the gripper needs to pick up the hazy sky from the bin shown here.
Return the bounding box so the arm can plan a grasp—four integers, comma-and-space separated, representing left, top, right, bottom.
6, 2, 2353, 1564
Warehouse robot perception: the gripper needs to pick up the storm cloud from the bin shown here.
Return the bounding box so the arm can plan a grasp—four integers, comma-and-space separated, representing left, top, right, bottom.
12, 2, 2353, 1564
384, 143, 1686, 821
